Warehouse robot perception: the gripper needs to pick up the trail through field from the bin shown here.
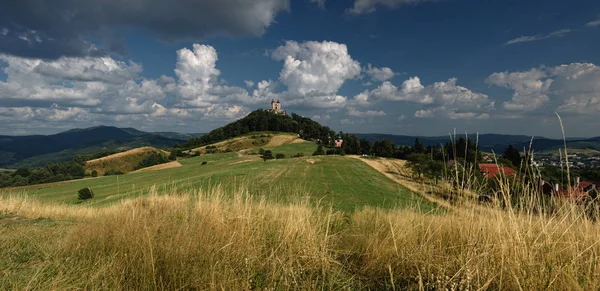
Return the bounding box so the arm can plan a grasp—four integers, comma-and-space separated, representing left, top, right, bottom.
131, 161, 182, 173
348, 156, 453, 209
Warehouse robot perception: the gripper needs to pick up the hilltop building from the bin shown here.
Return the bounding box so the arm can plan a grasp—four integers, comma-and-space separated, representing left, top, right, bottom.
269, 99, 287, 115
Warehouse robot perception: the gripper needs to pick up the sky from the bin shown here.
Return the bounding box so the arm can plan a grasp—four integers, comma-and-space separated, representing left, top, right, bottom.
0, 0, 599, 138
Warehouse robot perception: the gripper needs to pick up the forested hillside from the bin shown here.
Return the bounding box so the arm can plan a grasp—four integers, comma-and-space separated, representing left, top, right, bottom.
178, 110, 336, 149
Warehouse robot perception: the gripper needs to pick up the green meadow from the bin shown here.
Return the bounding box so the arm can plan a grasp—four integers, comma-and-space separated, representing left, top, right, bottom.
2, 143, 436, 212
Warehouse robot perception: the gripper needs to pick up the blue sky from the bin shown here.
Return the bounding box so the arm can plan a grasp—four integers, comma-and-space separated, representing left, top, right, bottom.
0, 0, 599, 138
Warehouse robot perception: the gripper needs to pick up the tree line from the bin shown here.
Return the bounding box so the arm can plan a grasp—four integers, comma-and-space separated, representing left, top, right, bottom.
0, 160, 85, 188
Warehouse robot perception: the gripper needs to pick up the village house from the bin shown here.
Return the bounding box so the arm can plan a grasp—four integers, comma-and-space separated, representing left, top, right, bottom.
479, 163, 517, 179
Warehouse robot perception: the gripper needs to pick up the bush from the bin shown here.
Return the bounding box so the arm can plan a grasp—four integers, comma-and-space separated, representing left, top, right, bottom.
326, 149, 335, 155
292, 152, 305, 158
276, 153, 285, 159
202, 161, 208, 165
91, 170, 98, 177
135, 152, 169, 170
313, 145, 325, 156
262, 150, 274, 161
168, 150, 178, 161
259, 148, 265, 155
78, 187, 94, 200
104, 169, 124, 176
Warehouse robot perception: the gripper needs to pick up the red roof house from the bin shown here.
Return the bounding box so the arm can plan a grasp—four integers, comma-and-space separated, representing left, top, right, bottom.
479, 163, 517, 179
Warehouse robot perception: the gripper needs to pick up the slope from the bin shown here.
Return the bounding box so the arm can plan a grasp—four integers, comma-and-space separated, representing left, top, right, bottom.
2, 147, 437, 212
85, 147, 170, 176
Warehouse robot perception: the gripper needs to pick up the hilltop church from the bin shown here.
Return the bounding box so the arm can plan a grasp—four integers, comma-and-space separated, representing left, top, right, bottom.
268, 99, 287, 115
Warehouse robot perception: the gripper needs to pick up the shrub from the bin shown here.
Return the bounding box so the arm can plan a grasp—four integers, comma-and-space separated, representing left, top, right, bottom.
202, 161, 208, 165
276, 153, 285, 159
104, 169, 124, 176
135, 152, 169, 170
91, 170, 98, 177
292, 152, 305, 158
77, 187, 94, 200
259, 148, 265, 155
262, 150, 274, 161
168, 150, 178, 161
313, 145, 325, 156
326, 149, 335, 155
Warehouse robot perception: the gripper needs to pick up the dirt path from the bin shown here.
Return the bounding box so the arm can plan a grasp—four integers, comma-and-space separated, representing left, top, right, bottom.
347, 156, 455, 210
131, 161, 182, 173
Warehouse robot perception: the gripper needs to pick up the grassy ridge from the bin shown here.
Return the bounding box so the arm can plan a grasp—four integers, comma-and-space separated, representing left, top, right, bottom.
3, 146, 434, 212
2, 188, 600, 289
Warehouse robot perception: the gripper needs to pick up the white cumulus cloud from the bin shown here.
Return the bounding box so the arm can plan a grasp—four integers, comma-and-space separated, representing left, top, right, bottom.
271, 40, 361, 108
487, 63, 600, 114
365, 64, 396, 82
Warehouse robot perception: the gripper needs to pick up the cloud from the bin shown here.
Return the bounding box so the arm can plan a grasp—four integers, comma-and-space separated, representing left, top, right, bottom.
312, 114, 331, 121
586, 18, 600, 27
347, 107, 386, 117
271, 40, 361, 108
347, 0, 434, 14
365, 64, 396, 82
244, 80, 255, 88
354, 76, 493, 119
487, 63, 600, 114
506, 29, 571, 45
0, 0, 290, 59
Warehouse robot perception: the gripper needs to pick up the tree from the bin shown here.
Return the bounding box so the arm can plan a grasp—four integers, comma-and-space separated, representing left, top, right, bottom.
78, 187, 94, 200
424, 160, 445, 184
168, 150, 178, 161
91, 170, 98, 177
502, 145, 522, 168
313, 145, 325, 156
373, 140, 396, 158
414, 138, 425, 154
359, 139, 373, 155
13, 168, 31, 178
407, 153, 428, 178
262, 150, 274, 161
276, 153, 285, 159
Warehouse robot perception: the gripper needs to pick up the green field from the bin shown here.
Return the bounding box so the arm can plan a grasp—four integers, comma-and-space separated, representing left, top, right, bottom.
2, 143, 437, 212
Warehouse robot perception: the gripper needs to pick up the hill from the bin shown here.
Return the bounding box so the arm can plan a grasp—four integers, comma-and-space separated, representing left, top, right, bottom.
179, 110, 336, 150
0, 126, 185, 168
84, 147, 171, 176
354, 133, 600, 154
189, 132, 307, 155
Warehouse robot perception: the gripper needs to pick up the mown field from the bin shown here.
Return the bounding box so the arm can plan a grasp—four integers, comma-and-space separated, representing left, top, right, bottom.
2, 142, 436, 212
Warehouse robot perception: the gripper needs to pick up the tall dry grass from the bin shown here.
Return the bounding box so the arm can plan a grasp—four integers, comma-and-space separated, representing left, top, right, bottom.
2, 182, 600, 290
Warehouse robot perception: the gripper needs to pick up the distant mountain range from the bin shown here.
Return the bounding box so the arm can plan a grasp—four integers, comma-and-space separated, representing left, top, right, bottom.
353, 133, 600, 154
0, 126, 204, 168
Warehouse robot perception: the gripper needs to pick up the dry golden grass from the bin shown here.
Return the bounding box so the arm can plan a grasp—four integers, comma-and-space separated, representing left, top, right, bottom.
2, 183, 600, 290
85, 147, 168, 175
190, 133, 305, 155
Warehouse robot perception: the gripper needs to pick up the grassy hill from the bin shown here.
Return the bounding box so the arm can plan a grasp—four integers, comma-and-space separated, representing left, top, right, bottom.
84, 147, 170, 176
189, 132, 307, 155
2, 140, 436, 212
